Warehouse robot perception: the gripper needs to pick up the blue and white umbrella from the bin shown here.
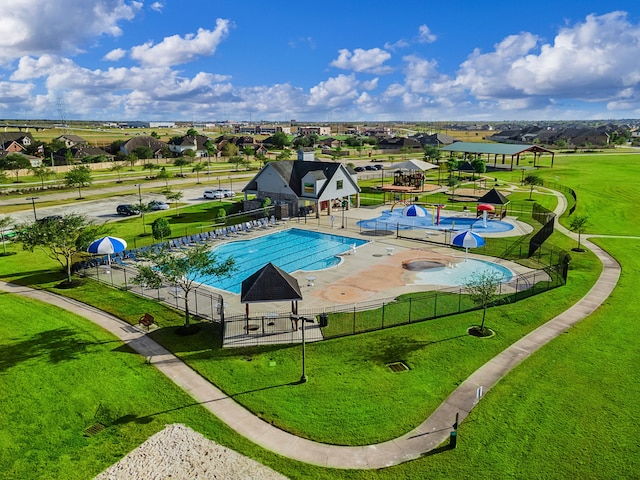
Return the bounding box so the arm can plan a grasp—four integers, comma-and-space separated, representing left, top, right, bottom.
87, 236, 127, 265
401, 204, 428, 217
451, 230, 485, 259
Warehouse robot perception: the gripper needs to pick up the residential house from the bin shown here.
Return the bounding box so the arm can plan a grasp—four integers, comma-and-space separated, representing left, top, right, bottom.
0, 132, 34, 153
56, 134, 88, 148
119, 136, 168, 157
168, 134, 213, 157
243, 159, 361, 219
377, 136, 422, 150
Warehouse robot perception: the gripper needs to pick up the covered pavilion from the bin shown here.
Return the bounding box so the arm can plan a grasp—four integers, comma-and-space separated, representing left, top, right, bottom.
441, 142, 554, 170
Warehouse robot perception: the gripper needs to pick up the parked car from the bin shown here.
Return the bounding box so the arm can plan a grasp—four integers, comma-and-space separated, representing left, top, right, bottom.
364, 165, 376, 170
148, 200, 170, 211
372, 164, 384, 170
354, 166, 365, 172
116, 204, 140, 216
203, 190, 225, 199
221, 189, 236, 198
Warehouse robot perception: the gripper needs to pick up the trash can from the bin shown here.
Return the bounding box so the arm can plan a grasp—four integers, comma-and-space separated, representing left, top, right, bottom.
449, 430, 457, 449
319, 313, 328, 327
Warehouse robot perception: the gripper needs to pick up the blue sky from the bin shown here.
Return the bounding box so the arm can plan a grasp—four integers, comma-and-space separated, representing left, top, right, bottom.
1, 0, 639, 122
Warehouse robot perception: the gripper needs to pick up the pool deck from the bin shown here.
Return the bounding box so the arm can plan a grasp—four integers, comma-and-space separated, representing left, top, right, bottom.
212, 205, 537, 318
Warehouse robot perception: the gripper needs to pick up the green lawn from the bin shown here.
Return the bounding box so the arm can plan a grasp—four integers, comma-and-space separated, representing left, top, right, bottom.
2, 151, 640, 477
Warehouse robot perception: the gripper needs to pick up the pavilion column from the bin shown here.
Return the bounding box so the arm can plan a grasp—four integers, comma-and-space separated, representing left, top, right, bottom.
327, 201, 332, 216
355, 192, 360, 207
315, 201, 320, 218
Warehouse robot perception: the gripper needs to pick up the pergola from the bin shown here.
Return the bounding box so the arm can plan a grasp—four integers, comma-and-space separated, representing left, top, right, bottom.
441, 142, 554, 170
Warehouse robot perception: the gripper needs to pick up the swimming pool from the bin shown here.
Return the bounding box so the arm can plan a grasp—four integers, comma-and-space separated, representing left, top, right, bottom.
357, 209, 514, 233
194, 229, 368, 294
410, 258, 513, 287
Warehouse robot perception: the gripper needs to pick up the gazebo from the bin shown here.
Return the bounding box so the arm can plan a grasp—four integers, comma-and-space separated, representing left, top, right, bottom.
476, 188, 510, 218
240, 262, 302, 326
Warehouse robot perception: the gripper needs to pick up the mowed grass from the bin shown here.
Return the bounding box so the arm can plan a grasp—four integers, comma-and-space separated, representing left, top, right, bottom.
0, 293, 324, 480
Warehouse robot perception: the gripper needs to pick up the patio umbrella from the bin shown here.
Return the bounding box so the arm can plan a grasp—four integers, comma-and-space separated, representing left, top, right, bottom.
401, 204, 428, 217
451, 230, 485, 259
477, 203, 495, 228
87, 236, 127, 266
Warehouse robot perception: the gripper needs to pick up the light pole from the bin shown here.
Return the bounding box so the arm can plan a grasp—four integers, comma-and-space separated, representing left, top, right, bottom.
229, 176, 233, 193
26, 197, 39, 221
218, 177, 221, 189
300, 316, 307, 383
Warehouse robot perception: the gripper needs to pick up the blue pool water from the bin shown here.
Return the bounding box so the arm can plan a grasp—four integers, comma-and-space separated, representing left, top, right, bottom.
194, 228, 368, 294
412, 259, 513, 287
358, 209, 514, 233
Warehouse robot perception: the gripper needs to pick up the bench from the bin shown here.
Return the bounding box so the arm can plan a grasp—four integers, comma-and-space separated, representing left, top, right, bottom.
138, 313, 155, 331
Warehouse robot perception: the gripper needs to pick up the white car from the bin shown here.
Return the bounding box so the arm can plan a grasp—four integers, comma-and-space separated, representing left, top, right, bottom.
222, 189, 235, 198
148, 200, 170, 210
203, 190, 225, 199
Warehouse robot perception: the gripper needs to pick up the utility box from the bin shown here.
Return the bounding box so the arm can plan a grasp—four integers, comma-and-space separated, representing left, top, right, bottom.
319, 313, 328, 327
275, 204, 289, 220
449, 431, 457, 449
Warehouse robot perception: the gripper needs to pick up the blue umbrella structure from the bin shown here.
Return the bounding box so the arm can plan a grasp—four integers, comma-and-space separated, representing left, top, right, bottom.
402, 204, 428, 217
451, 230, 485, 259
87, 236, 127, 265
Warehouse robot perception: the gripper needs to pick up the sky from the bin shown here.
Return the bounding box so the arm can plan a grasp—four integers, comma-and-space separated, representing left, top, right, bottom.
1, 0, 640, 122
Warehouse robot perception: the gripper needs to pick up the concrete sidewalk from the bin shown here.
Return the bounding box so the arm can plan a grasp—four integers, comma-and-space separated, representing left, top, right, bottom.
0, 187, 622, 469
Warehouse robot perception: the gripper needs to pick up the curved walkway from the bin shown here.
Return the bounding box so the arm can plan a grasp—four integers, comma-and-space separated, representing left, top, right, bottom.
0, 190, 621, 469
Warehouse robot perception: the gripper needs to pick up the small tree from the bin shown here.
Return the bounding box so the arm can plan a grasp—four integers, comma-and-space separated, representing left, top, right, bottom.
423, 145, 440, 163
447, 176, 461, 199
151, 217, 171, 242
132, 244, 235, 328
143, 162, 158, 178
165, 190, 183, 217
174, 157, 190, 176
191, 163, 205, 183
275, 149, 291, 161
126, 153, 138, 170
221, 142, 238, 159
132, 145, 154, 161
569, 215, 590, 252
0, 216, 13, 255
446, 158, 459, 179
110, 160, 126, 182
17, 214, 106, 284
524, 174, 544, 200
134, 201, 151, 234
0, 153, 31, 182
186, 128, 198, 137
464, 271, 502, 335
215, 207, 226, 223
156, 167, 173, 190
64, 165, 93, 199
30, 165, 54, 189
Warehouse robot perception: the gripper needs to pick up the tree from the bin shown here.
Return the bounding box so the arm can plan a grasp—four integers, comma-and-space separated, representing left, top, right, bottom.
447, 159, 459, 179
270, 131, 291, 148
151, 217, 171, 242
126, 153, 138, 170
275, 149, 292, 161
464, 271, 502, 335
186, 128, 198, 137
229, 155, 244, 171
447, 176, 461, 199
132, 244, 235, 328
523, 174, 544, 200
255, 152, 268, 167
0, 153, 31, 182
569, 215, 590, 252
165, 190, 183, 217
132, 145, 154, 161
150, 131, 161, 139
471, 158, 486, 177
134, 201, 151, 234
191, 162, 205, 183
156, 167, 173, 190
0, 170, 7, 183
174, 157, 190, 176
0, 216, 13, 255
16, 214, 106, 284
110, 160, 126, 183
30, 165, 54, 189
243, 146, 255, 158
64, 165, 93, 199
204, 139, 217, 158
221, 142, 238, 158
423, 145, 441, 163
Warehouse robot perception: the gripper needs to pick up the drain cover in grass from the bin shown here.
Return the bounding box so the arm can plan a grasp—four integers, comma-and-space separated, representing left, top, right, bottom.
84, 423, 106, 436
387, 362, 409, 373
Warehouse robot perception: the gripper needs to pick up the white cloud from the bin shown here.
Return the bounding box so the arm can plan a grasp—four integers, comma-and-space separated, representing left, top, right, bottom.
330, 48, 393, 74
104, 48, 126, 61
0, 0, 142, 62
150, 2, 163, 12
308, 74, 361, 107
418, 25, 437, 44
456, 11, 640, 108
384, 39, 409, 51
129, 19, 232, 67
